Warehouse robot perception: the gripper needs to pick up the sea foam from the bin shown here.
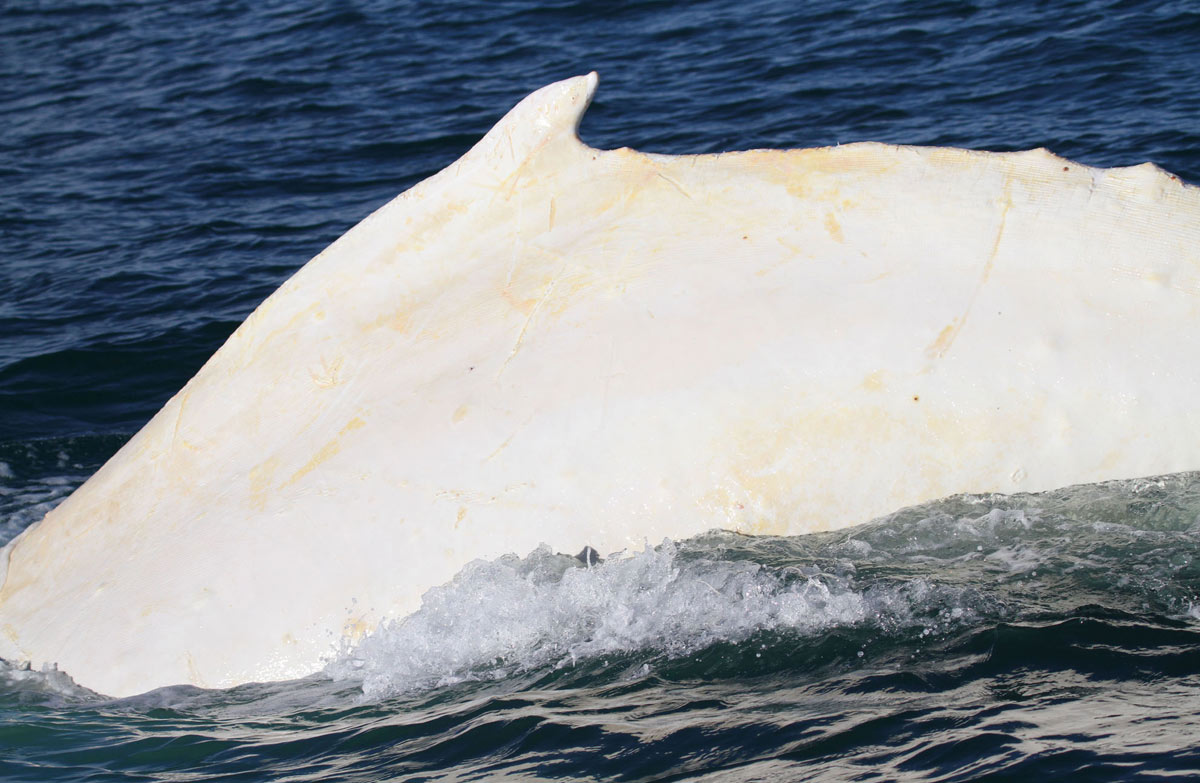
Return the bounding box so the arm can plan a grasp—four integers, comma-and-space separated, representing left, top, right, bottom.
326, 538, 984, 700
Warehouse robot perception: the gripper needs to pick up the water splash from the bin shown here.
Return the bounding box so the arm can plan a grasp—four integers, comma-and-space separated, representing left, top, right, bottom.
326, 473, 1200, 700
327, 538, 989, 700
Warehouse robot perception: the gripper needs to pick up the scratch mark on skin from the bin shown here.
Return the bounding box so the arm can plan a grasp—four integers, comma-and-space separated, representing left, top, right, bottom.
496, 271, 561, 379
434, 482, 531, 504
925, 185, 1012, 365
171, 391, 189, 448
655, 171, 693, 200
169, 391, 201, 452
479, 412, 535, 463
506, 198, 524, 289
498, 143, 544, 201
485, 427, 519, 462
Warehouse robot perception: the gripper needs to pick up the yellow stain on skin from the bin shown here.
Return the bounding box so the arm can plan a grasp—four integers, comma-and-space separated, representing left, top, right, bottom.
455, 506, 467, 528
861, 370, 886, 392
925, 319, 961, 361
1, 621, 30, 664
501, 282, 543, 316
442, 200, 469, 217
283, 417, 366, 488
701, 399, 1007, 535
310, 356, 345, 389
186, 653, 203, 687
248, 457, 281, 511
699, 409, 841, 537
1096, 448, 1124, 472
824, 212, 844, 243
452, 405, 469, 423
342, 616, 372, 643
241, 302, 325, 366
733, 144, 901, 202
368, 307, 411, 333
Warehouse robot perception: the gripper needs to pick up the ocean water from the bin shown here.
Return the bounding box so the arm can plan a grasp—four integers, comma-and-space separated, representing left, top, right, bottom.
2, 0, 1200, 780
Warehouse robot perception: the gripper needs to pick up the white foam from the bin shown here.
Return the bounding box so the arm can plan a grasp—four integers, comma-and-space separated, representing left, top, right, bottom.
984, 544, 1046, 573
327, 540, 981, 700
0, 658, 97, 702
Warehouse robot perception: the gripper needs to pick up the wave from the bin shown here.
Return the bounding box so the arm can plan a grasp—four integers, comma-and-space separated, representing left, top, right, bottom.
328, 473, 1200, 700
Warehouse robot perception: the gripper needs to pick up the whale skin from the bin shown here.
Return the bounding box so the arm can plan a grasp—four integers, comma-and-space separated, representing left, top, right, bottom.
1, 73, 1199, 697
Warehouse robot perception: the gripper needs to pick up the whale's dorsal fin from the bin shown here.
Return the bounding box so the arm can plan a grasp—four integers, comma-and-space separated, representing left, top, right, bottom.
465, 72, 598, 169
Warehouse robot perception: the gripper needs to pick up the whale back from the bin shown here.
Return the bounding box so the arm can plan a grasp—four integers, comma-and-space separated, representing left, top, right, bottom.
2, 73, 1199, 696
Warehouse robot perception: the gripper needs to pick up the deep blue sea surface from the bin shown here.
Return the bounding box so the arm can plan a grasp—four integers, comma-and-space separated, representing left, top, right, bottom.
3, 1, 1200, 780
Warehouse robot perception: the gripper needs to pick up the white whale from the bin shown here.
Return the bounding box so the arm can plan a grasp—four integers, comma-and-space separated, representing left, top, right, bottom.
2, 73, 1198, 697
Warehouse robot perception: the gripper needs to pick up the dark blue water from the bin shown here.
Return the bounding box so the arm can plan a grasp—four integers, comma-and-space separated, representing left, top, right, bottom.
3, 1, 1200, 779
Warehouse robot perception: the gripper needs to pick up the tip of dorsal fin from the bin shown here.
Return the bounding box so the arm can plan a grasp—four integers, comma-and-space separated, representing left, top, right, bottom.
513, 72, 598, 140
463, 73, 599, 170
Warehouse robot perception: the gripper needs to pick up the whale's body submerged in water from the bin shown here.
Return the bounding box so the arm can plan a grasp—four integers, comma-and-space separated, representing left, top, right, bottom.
1, 73, 1198, 697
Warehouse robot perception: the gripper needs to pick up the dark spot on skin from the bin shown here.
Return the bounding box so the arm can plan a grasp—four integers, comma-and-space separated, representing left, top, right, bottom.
913, 395, 920, 402
742, 235, 748, 240
469, 367, 474, 372
1063, 166, 1069, 171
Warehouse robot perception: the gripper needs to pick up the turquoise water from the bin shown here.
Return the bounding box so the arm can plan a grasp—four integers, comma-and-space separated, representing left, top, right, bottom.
3, 1, 1200, 779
